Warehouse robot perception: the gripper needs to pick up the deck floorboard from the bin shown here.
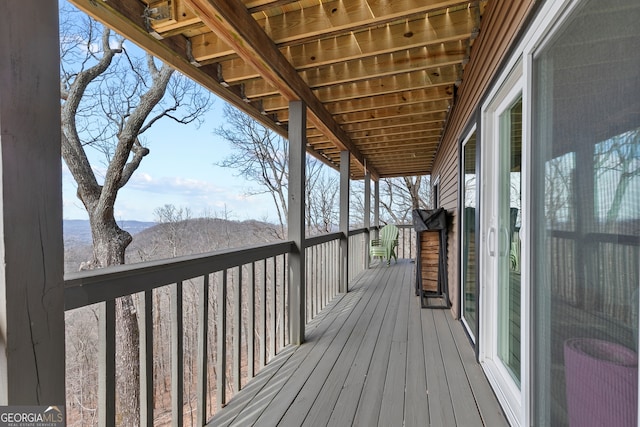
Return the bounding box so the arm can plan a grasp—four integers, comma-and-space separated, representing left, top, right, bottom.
208, 259, 508, 427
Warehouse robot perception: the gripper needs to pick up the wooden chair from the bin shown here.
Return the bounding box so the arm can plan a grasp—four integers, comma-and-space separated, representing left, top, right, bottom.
369, 224, 399, 265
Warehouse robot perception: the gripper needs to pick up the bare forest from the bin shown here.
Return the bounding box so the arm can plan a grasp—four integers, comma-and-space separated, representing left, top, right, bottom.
64, 215, 282, 426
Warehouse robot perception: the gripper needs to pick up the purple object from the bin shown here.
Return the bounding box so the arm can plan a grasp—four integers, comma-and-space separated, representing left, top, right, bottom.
564, 338, 638, 427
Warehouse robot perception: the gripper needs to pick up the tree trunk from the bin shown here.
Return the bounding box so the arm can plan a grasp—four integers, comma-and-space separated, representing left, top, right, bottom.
85, 216, 140, 426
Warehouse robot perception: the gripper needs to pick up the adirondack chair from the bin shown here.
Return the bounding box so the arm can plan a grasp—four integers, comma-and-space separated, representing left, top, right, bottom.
370, 224, 399, 265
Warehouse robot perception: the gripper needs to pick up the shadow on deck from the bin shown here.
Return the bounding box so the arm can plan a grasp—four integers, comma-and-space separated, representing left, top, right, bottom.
209, 259, 508, 426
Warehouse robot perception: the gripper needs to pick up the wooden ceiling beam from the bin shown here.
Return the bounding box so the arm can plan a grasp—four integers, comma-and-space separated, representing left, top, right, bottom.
309, 132, 442, 147
187, 2, 477, 61
334, 102, 450, 125
215, 38, 467, 88
275, 100, 450, 125
240, 64, 459, 102
67, 0, 289, 137
183, 0, 377, 179
307, 122, 444, 140
263, 86, 454, 115
312, 69, 459, 104
245, 0, 300, 15
324, 145, 438, 156
340, 112, 447, 133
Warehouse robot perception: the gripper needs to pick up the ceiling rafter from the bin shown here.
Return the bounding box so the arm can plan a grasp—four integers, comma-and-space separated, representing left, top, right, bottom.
183, 0, 378, 179
189, 6, 476, 67
70, 0, 487, 180
217, 40, 467, 89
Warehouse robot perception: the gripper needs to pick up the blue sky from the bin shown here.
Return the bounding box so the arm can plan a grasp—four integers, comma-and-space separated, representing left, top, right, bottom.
62, 101, 277, 222
60, 1, 279, 223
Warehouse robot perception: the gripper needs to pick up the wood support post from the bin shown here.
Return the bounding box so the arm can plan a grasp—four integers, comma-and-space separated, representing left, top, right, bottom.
288, 100, 306, 344
374, 179, 380, 240
340, 151, 350, 293
364, 172, 371, 269
0, 1, 65, 406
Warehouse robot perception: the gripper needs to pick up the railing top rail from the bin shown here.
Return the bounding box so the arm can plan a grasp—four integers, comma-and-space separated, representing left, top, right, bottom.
305, 231, 342, 248
548, 229, 640, 246
64, 240, 294, 311
348, 227, 369, 237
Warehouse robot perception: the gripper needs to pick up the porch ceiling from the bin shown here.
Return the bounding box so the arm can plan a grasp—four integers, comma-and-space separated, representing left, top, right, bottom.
69, 0, 486, 180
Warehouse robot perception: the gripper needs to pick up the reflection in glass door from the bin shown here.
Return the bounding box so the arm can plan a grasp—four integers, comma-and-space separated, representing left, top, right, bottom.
498, 97, 522, 385
461, 130, 478, 341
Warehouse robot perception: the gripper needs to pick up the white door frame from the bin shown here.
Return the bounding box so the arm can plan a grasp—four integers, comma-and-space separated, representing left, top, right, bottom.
479, 62, 525, 426
460, 125, 478, 343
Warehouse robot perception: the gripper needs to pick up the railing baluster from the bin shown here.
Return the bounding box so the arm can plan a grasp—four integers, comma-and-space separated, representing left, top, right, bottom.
217, 270, 227, 411
270, 257, 277, 358
260, 259, 267, 368
171, 281, 184, 426
99, 300, 116, 427
281, 255, 287, 347
140, 291, 154, 427
233, 266, 242, 393
69, 235, 384, 423
248, 263, 255, 379
197, 274, 209, 427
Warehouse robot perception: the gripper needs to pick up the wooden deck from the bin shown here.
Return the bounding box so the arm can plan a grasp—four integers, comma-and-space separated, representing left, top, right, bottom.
209, 259, 508, 427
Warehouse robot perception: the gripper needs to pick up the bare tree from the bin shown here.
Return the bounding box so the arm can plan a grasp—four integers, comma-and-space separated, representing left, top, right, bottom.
306, 159, 339, 234
60, 6, 211, 424
594, 128, 640, 226
154, 204, 193, 257
216, 104, 289, 238
380, 176, 431, 224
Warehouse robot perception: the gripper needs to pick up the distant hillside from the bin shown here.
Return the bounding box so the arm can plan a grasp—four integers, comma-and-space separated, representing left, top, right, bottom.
64, 219, 157, 246
64, 217, 281, 273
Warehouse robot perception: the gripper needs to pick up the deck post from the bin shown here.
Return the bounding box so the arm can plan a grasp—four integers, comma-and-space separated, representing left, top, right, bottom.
0, 1, 65, 406
364, 172, 371, 269
374, 179, 380, 240
288, 100, 306, 344
339, 151, 350, 293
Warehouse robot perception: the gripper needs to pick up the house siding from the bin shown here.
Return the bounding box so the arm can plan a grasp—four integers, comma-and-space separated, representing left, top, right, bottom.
431, 0, 537, 318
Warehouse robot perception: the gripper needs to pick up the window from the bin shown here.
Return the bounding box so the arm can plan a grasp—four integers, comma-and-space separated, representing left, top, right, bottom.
533, 1, 640, 425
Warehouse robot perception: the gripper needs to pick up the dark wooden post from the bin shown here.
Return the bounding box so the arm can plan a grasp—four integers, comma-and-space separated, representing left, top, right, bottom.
288, 100, 306, 344
0, 1, 65, 405
340, 151, 350, 292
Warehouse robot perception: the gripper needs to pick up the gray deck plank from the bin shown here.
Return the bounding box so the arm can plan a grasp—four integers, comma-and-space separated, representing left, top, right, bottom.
449, 316, 509, 426
433, 309, 484, 426
299, 265, 397, 427
280, 265, 393, 426
325, 266, 401, 427
252, 270, 382, 426
350, 264, 405, 427
404, 268, 430, 427
209, 293, 349, 426
209, 299, 340, 427
423, 309, 456, 426
210, 260, 508, 427
378, 264, 410, 427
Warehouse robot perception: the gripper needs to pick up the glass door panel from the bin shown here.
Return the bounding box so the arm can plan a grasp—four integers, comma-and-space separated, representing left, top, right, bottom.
498, 97, 522, 385
462, 131, 478, 340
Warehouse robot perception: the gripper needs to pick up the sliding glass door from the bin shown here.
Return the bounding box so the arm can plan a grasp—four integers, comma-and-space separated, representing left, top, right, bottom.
497, 97, 522, 385
480, 65, 524, 424
461, 129, 478, 341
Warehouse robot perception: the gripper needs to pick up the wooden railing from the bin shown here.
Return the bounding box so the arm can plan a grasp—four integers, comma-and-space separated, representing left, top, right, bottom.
397, 224, 417, 261
305, 232, 342, 322
547, 230, 639, 333
348, 228, 368, 282
64, 229, 376, 426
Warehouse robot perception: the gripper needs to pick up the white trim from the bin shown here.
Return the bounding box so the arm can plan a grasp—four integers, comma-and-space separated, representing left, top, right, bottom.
479, 62, 524, 426
460, 125, 478, 343
477, 1, 597, 426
